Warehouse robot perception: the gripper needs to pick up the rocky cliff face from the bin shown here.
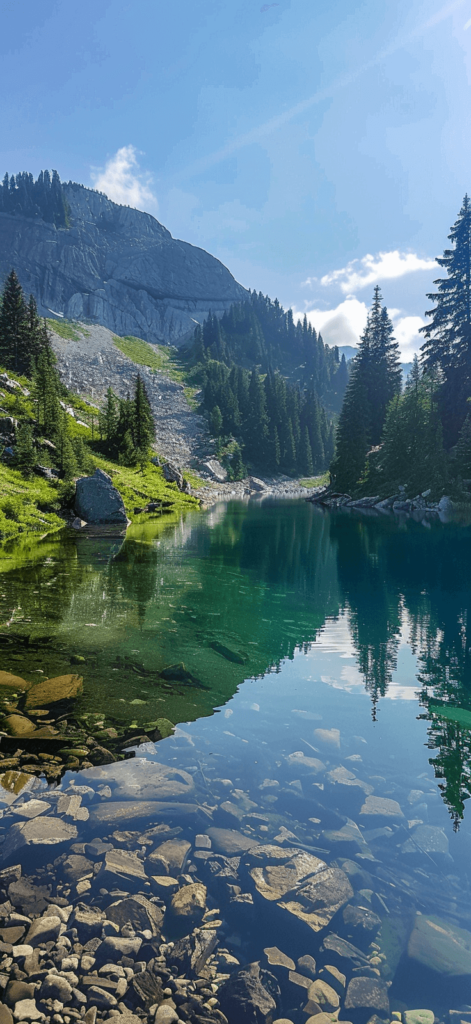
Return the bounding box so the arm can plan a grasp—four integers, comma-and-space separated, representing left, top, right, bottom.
0, 183, 247, 345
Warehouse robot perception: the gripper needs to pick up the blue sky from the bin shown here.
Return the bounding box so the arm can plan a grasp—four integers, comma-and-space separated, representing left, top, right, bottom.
2, 0, 471, 357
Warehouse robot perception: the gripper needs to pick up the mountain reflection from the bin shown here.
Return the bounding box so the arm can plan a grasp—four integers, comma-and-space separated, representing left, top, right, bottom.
1, 502, 471, 825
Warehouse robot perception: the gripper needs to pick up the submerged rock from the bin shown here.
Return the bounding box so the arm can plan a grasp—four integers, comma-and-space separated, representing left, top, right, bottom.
218, 961, 279, 1024
24, 673, 83, 708
164, 882, 207, 939
407, 912, 471, 976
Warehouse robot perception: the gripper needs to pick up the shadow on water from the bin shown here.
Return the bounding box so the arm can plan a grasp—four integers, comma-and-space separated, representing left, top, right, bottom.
1, 500, 471, 825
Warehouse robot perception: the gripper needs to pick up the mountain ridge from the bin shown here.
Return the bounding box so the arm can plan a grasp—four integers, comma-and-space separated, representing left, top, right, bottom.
0, 175, 247, 345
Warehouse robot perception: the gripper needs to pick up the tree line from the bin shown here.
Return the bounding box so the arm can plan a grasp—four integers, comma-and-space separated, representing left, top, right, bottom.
332, 196, 471, 498
198, 359, 334, 478
0, 269, 154, 480
0, 170, 69, 227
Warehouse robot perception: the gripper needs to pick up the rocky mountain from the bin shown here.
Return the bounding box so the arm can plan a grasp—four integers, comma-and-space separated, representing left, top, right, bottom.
0, 175, 247, 345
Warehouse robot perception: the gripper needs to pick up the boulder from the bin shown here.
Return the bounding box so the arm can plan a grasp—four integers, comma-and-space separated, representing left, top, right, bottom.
162, 462, 184, 489
40, 975, 73, 1003
147, 838, 191, 874
167, 927, 218, 975
105, 895, 163, 937
206, 827, 260, 855
164, 882, 207, 938
25, 914, 62, 947
94, 848, 147, 890
250, 851, 324, 902
24, 673, 83, 708
344, 976, 390, 1021
407, 912, 471, 976
218, 962, 279, 1024
70, 905, 105, 943
203, 459, 227, 482
0, 671, 31, 691
278, 866, 354, 934
95, 935, 142, 963
249, 477, 266, 491
74, 468, 128, 524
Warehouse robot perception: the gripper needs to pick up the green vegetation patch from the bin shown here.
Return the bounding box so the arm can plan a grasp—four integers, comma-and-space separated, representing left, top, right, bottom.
92, 455, 200, 518
46, 319, 87, 342
113, 334, 190, 385
299, 472, 330, 489
0, 464, 63, 542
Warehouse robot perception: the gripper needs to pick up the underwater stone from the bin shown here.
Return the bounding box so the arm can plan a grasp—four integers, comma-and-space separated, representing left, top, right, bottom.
407, 912, 471, 976
24, 674, 83, 708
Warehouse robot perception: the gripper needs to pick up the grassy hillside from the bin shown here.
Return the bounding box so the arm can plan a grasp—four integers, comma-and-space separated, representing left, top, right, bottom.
0, 363, 199, 545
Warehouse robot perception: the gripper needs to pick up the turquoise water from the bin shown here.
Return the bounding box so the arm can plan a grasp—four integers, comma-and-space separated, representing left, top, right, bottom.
2, 499, 471, 1014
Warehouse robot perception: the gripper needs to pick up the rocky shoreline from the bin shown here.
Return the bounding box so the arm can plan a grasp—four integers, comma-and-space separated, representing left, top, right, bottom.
307, 486, 459, 520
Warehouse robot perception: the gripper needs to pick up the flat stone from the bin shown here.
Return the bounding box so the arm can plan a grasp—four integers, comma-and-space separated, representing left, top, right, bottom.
278, 866, 354, 934
0, 1006, 13, 1024
313, 728, 340, 749
147, 838, 191, 874
285, 752, 325, 774
25, 914, 62, 946
95, 848, 147, 890
307, 980, 339, 1011
206, 827, 259, 855
341, 905, 382, 949
24, 674, 83, 708
11, 800, 50, 820
359, 795, 404, 820
297, 954, 317, 979
84, 985, 117, 1009
407, 913, 471, 976
11, 944, 33, 957
2, 817, 77, 859
90, 800, 203, 826
250, 851, 324, 901
88, 757, 195, 801
105, 895, 163, 937
1, 715, 37, 737
401, 824, 449, 857
403, 1012, 434, 1024
264, 947, 295, 971
344, 976, 390, 1015
150, 875, 179, 895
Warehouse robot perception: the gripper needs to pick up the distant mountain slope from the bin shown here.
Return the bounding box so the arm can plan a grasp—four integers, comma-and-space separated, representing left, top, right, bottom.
0, 171, 247, 345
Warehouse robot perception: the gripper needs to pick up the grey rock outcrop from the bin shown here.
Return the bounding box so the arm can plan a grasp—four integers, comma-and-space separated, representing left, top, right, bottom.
0, 183, 247, 344
74, 468, 128, 525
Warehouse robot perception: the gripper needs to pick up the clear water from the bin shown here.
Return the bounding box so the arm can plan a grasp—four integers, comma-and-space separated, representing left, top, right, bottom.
2, 499, 471, 1014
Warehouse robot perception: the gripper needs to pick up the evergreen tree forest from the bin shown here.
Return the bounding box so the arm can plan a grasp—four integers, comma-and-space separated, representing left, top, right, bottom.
189, 291, 348, 410
198, 360, 334, 477
0, 170, 69, 227
332, 197, 471, 499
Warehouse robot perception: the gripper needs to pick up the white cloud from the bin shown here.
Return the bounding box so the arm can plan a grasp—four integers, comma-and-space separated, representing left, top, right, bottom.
294, 300, 425, 360
393, 315, 425, 360
294, 298, 368, 348
314, 250, 436, 295
91, 146, 157, 213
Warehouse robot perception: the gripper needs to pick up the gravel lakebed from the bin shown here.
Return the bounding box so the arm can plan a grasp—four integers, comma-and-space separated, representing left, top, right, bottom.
0, 701, 468, 1024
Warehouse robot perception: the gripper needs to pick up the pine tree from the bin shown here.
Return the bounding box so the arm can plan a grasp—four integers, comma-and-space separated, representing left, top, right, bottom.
330, 288, 401, 492
0, 269, 27, 373
32, 334, 61, 438
133, 373, 154, 466
15, 421, 36, 477
210, 405, 223, 436
230, 443, 246, 480
56, 414, 77, 480
421, 195, 471, 445
300, 424, 314, 476
100, 387, 119, 442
